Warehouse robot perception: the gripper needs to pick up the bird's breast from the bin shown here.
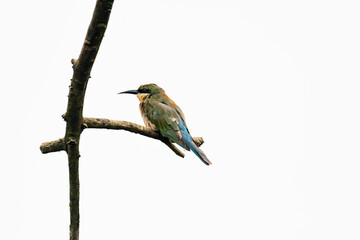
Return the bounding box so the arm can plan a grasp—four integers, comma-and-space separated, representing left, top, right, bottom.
139, 102, 156, 130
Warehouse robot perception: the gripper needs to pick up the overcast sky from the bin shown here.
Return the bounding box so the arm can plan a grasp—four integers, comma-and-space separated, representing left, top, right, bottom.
2, 0, 360, 239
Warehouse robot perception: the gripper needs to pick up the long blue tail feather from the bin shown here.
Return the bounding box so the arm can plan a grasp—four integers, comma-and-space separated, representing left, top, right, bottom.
178, 120, 211, 165
186, 138, 212, 165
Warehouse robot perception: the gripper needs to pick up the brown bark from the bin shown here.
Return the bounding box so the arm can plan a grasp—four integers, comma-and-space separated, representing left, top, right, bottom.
60, 1, 113, 239
40, 117, 205, 158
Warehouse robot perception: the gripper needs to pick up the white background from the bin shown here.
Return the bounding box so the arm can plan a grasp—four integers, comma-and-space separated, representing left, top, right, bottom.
2, 0, 360, 239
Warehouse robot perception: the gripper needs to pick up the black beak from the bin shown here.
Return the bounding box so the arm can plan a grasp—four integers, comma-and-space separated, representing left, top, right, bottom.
118, 89, 139, 94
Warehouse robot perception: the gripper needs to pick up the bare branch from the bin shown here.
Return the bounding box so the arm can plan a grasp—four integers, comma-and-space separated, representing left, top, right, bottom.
40, 117, 205, 158
40, 138, 65, 154
62, 1, 113, 240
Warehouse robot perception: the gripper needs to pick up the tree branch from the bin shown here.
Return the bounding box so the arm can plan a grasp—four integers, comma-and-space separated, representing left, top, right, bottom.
40, 138, 65, 154
40, 117, 205, 158
61, 1, 113, 240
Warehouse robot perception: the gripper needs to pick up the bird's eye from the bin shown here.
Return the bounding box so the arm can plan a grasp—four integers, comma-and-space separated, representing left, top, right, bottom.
141, 88, 151, 93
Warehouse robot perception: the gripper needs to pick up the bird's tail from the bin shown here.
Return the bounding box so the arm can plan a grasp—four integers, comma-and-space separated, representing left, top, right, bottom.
186, 139, 212, 165
177, 116, 211, 165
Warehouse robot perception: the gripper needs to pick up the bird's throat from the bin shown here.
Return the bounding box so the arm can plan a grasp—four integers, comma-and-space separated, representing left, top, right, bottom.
137, 93, 150, 102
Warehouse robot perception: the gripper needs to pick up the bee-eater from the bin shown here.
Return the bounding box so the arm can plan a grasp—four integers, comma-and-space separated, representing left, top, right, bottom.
119, 83, 211, 165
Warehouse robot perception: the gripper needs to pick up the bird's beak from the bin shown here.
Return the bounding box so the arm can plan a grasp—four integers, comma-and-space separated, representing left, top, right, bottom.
118, 90, 139, 94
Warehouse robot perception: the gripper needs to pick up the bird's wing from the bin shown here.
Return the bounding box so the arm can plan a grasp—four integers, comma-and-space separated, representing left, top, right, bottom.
144, 99, 190, 150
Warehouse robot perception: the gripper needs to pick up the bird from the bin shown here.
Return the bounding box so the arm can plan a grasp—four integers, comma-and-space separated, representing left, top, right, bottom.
119, 83, 211, 165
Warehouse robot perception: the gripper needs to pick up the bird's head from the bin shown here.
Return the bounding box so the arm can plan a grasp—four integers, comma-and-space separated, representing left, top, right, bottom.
119, 83, 164, 101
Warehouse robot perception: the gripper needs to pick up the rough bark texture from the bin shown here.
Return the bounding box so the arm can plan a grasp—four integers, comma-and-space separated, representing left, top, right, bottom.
40, 117, 205, 158
40, 138, 65, 153
63, 1, 114, 240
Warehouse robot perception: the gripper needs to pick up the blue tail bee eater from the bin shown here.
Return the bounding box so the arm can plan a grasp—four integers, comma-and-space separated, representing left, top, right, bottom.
119, 83, 211, 165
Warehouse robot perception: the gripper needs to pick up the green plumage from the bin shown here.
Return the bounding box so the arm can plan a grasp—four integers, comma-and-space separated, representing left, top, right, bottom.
120, 83, 211, 165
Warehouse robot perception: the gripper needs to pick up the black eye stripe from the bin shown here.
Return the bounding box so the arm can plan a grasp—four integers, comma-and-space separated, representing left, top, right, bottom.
139, 89, 151, 93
